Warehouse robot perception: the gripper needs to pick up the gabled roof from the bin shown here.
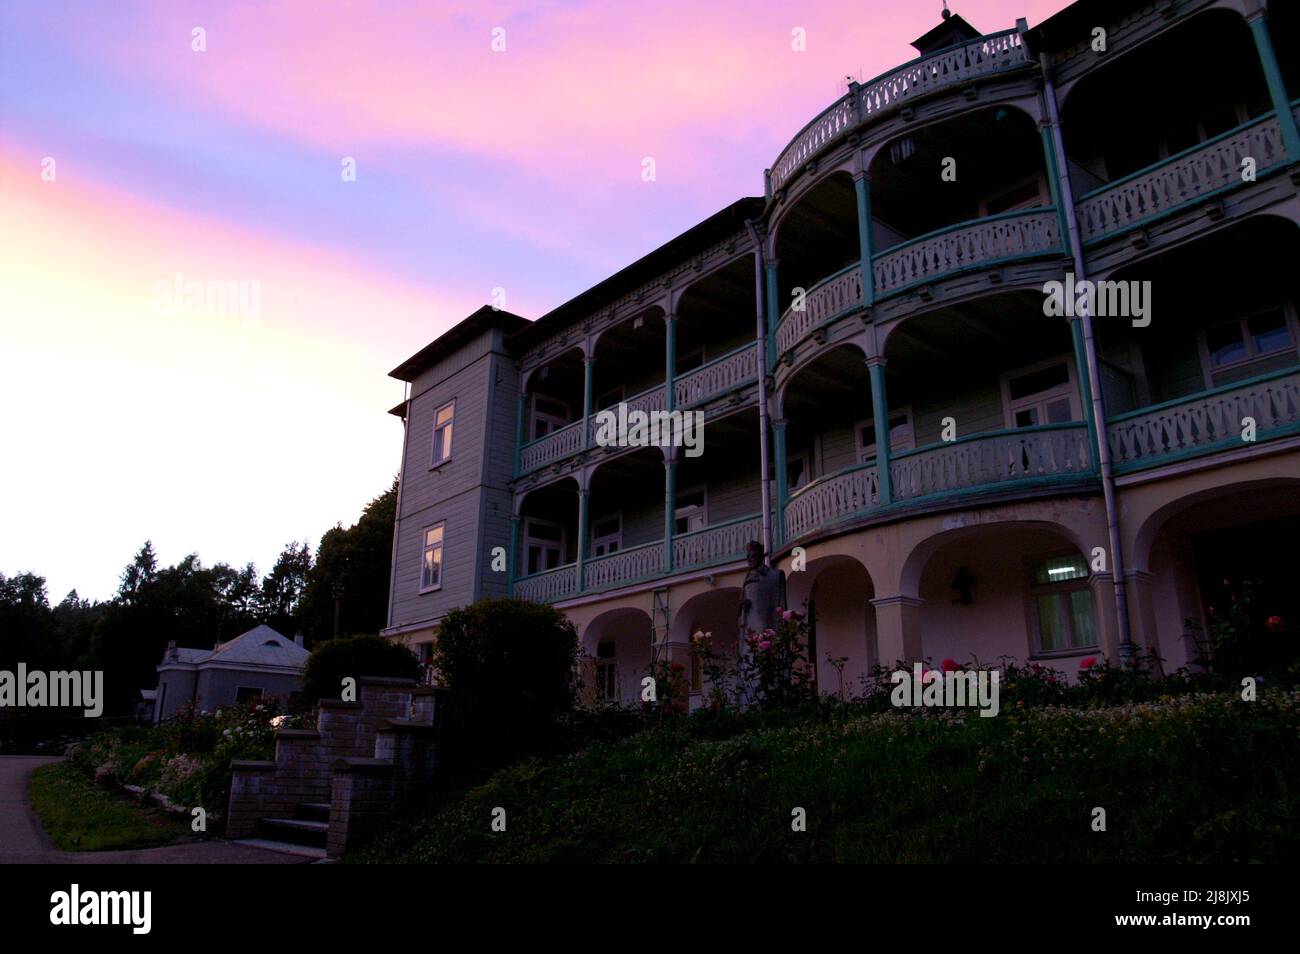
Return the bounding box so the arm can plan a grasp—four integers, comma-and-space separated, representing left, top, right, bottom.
207, 624, 309, 668
911, 11, 982, 56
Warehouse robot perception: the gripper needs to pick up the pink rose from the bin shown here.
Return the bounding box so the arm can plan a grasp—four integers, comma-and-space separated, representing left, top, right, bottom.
1080, 657, 1098, 669
1266, 615, 1286, 633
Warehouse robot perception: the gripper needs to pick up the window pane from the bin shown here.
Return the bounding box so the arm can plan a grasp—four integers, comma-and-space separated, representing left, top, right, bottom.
433, 422, 452, 460
1205, 322, 1247, 366
425, 525, 443, 546
1248, 310, 1292, 356
436, 404, 454, 426
1014, 407, 1039, 428
1044, 397, 1073, 424
1069, 589, 1096, 649
1037, 594, 1068, 652
1034, 555, 1087, 585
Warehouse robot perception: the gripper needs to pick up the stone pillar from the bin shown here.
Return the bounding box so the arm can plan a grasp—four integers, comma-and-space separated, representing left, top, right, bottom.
1089, 571, 1119, 661
1247, 10, 1300, 162
867, 356, 893, 505
852, 171, 876, 308
870, 595, 923, 665
1124, 569, 1162, 669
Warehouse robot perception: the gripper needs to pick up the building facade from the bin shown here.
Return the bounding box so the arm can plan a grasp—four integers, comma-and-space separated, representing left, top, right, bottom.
384, 0, 1300, 705
153, 625, 308, 721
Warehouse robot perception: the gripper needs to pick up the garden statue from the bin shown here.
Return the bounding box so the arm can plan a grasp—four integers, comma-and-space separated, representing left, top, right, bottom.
738, 540, 786, 639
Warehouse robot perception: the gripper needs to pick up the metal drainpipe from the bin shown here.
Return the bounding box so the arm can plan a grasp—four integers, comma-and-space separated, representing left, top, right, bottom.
746, 219, 774, 561
386, 381, 412, 632
1040, 51, 1134, 658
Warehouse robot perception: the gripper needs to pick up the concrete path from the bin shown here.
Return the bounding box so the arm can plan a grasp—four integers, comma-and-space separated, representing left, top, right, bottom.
0, 756, 306, 864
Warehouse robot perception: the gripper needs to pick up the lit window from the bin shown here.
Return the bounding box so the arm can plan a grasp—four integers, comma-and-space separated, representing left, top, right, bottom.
432, 402, 454, 464
1029, 555, 1096, 655
421, 523, 444, 591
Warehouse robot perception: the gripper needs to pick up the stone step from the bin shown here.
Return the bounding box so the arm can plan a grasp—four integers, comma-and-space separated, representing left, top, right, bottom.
296, 802, 331, 823
259, 817, 328, 849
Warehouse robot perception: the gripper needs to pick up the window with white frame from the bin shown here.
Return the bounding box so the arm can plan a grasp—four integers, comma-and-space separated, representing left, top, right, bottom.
420, 523, 445, 591
531, 395, 570, 440
1003, 359, 1078, 429
674, 486, 706, 535
1028, 554, 1097, 655
855, 409, 914, 463
524, 518, 565, 575
431, 401, 455, 465
591, 514, 622, 557
1201, 306, 1296, 379
595, 640, 619, 704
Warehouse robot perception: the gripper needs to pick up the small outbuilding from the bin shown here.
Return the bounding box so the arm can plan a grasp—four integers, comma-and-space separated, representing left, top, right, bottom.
152, 624, 309, 722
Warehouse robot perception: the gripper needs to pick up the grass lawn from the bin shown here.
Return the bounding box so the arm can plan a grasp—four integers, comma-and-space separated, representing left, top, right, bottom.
28, 761, 192, 852
354, 691, 1300, 863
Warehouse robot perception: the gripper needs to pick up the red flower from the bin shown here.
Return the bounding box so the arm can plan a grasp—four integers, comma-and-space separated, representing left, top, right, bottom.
1266, 615, 1286, 633
941, 658, 959, 672
1080, 657, 1098, 669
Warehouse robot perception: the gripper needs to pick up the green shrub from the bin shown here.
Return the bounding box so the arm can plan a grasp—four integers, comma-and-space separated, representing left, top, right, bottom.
302, 634, 421, 702
432, 598, 580, 767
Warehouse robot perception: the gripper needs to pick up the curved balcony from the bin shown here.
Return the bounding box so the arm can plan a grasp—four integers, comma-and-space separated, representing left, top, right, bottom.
513, 563, 577, 603
769, 29, 1029, 194
673, 513, 762, 569
890, 424, 1092, 500
785, 462, 880, 540
584, 541, 664, 591
674, 343, 760, 408
1076, 111, 1289, 245
774, 264, 864, 356
519, 419, 583, 474
1107, 368, 1300, 474
872, 208, 1061, 298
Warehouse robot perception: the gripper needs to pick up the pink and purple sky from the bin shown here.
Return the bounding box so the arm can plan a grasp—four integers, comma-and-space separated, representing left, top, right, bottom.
0, 0, 1071, 601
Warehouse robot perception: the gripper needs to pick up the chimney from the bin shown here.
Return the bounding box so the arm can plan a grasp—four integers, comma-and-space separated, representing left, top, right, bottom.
294, 632, 304, 648
166, 640, 177, 661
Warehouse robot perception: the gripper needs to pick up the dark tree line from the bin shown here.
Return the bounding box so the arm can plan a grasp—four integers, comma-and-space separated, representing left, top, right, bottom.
0, 479, 396, 715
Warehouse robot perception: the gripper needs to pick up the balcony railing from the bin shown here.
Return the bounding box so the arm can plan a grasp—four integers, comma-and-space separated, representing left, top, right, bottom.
513, 563, 577, 603
518, 420, 583, 474
770, 29, 1028, 193
872, 208, 1061, 297
674, 514, 762, 569
675, 344, 760, 408
890, 423, 1092, 500
588, 383, 667, 446
585, 541, 665, 591
775, 263, 863, 356
1076, 112, 1288, 244
1107, 368, 1300, 473
784, 462, 880, 540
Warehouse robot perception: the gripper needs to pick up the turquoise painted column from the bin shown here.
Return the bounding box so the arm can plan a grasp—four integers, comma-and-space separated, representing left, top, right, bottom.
514, 392, 527, 476
508, 511, 520, 595
581, 353, 594, 449
1247, 11, 1300, 162
853, 172, 876, 308
764, 260, 780, 369
867, 357, 892, 506
1041, 124, 1072, 258
663, 454, 676, 573
664, 314, 677, 412
773, 419, 788, 546
1070, 319, 1101, 474
576, 488, 589, 592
